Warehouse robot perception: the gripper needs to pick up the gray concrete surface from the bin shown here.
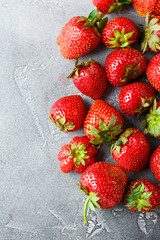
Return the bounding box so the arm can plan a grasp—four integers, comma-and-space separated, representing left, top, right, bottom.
0, 0, 160, 239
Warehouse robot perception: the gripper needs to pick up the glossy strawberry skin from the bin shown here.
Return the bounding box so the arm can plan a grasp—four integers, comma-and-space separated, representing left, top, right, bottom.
92, 0, 116, 14
132, 0, 160, 17
111, 129, 151, 172
102, 17, 138, 48
146, 54, 160, 91
119, 82, 155, 117
124, 179, 160, 212
150, 146, 160, 182
80, 162, 128, 209
49, 95, 87, 132
84, 100, 124, 142
72, 62, 108, 100
56, 16, 101, 59
105, 48, 147, 87
58, 136, 98, 173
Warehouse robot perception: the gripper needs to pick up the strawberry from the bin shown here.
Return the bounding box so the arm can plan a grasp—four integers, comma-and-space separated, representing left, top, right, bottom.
84, 100, 124, 146
78, 162, 128, 224
105, 48, 147, 87
141, 15, 160, 53
141, 99, 160, 139
146, 53, 160, 91
91, 0, 132, 14
102, 16, 138, 48
58, 136, 98, 173
49, 95, 87, 132
124, 179, 160, 212
56, 8, 108, 59
132, 0, 160, 17
150, 146, 160, 182
111, 128, 151, 172
68, 58, 108, 100
119, 82, 155, 117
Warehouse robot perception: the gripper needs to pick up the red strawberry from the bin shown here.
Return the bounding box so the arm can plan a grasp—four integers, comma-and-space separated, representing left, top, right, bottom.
84, 100, 124, 146
58, 136, 98, 173
146, 54, 160, 91
150, 146, 160, 182
105, 48, 147, 87
111, 128, 151, 172
124, 179, 160, 212
68, 58, 108, 100
91, 0, 132, 14
49, 95, 86, 132
141, 15, 160, 53
79, 162, 128, 224
119, 82, 155, 117
102, 17, 138, 48
56, 8, 108, 59
141, 99, 160, 138
132, 0, 160, 17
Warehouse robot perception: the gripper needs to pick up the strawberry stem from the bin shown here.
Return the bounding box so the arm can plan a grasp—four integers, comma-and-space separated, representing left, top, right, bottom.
84, 196, 90, 224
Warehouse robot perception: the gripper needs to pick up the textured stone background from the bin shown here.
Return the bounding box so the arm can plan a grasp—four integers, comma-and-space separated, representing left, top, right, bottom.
0, 0, 160, 239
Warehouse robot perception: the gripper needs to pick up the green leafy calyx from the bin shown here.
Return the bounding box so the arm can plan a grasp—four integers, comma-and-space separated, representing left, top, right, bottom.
125, 182, 152, 212
50, 115, 75, 132
69, 143, 89, 167
107, 28, 135, 48
121, 63, 142, 84
141, 99, 160, 138
77, 183, 101, 224
67, 58, 98, 78
141, 14, 160, 53
108, 0, 132, 14
111, 128, 137, 154
77, 8, 108, 36
134, 96, 154, 118
87, 115, 123, 147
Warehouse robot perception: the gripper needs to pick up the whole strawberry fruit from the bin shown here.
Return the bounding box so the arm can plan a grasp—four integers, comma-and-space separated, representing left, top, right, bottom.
146, 54, 160, 91
68, 58, 108, 100
84, 100, 124, 146
150, 146, 160, 182
49, 95, 86, 132
91, 0, 132, 14
102, 16, 138, 48
124, 179, 160, 212
141, 15, 160, 53
132, 0, 160, 17
56, 8, 108, 59
58, 136, 98, 173
79, 162, 128, 224
111, 128, 151, 172
119, 82, 155, 117
105, 48, 147, 87
141, 99, 160, 138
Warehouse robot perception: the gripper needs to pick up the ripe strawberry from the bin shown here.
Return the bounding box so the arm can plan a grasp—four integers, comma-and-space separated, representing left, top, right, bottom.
91, 0, 132, 14
84, 100, 124, 146
56, 8, 108, 59
111, 128, 151, 172
68, 58, 108, 100
141, 99, 160, 138
124, 179, 160, 212
146, 54, 160, 91
119, 82, 155, 117
58, 136, 98, 173
141, 15, 160, 53
105, 48, 147, 87
150, 146, 160, 182
132, 0, 160, 17
79, 162, 128, 224
102, 16, 138, 48
49, 95, 86, 132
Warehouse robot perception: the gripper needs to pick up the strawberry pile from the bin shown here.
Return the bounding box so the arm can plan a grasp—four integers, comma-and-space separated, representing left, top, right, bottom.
50, 1, 160, 224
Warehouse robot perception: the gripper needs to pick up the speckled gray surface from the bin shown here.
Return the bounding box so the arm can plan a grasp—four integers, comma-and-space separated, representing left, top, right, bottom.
1, 0, 160, 239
